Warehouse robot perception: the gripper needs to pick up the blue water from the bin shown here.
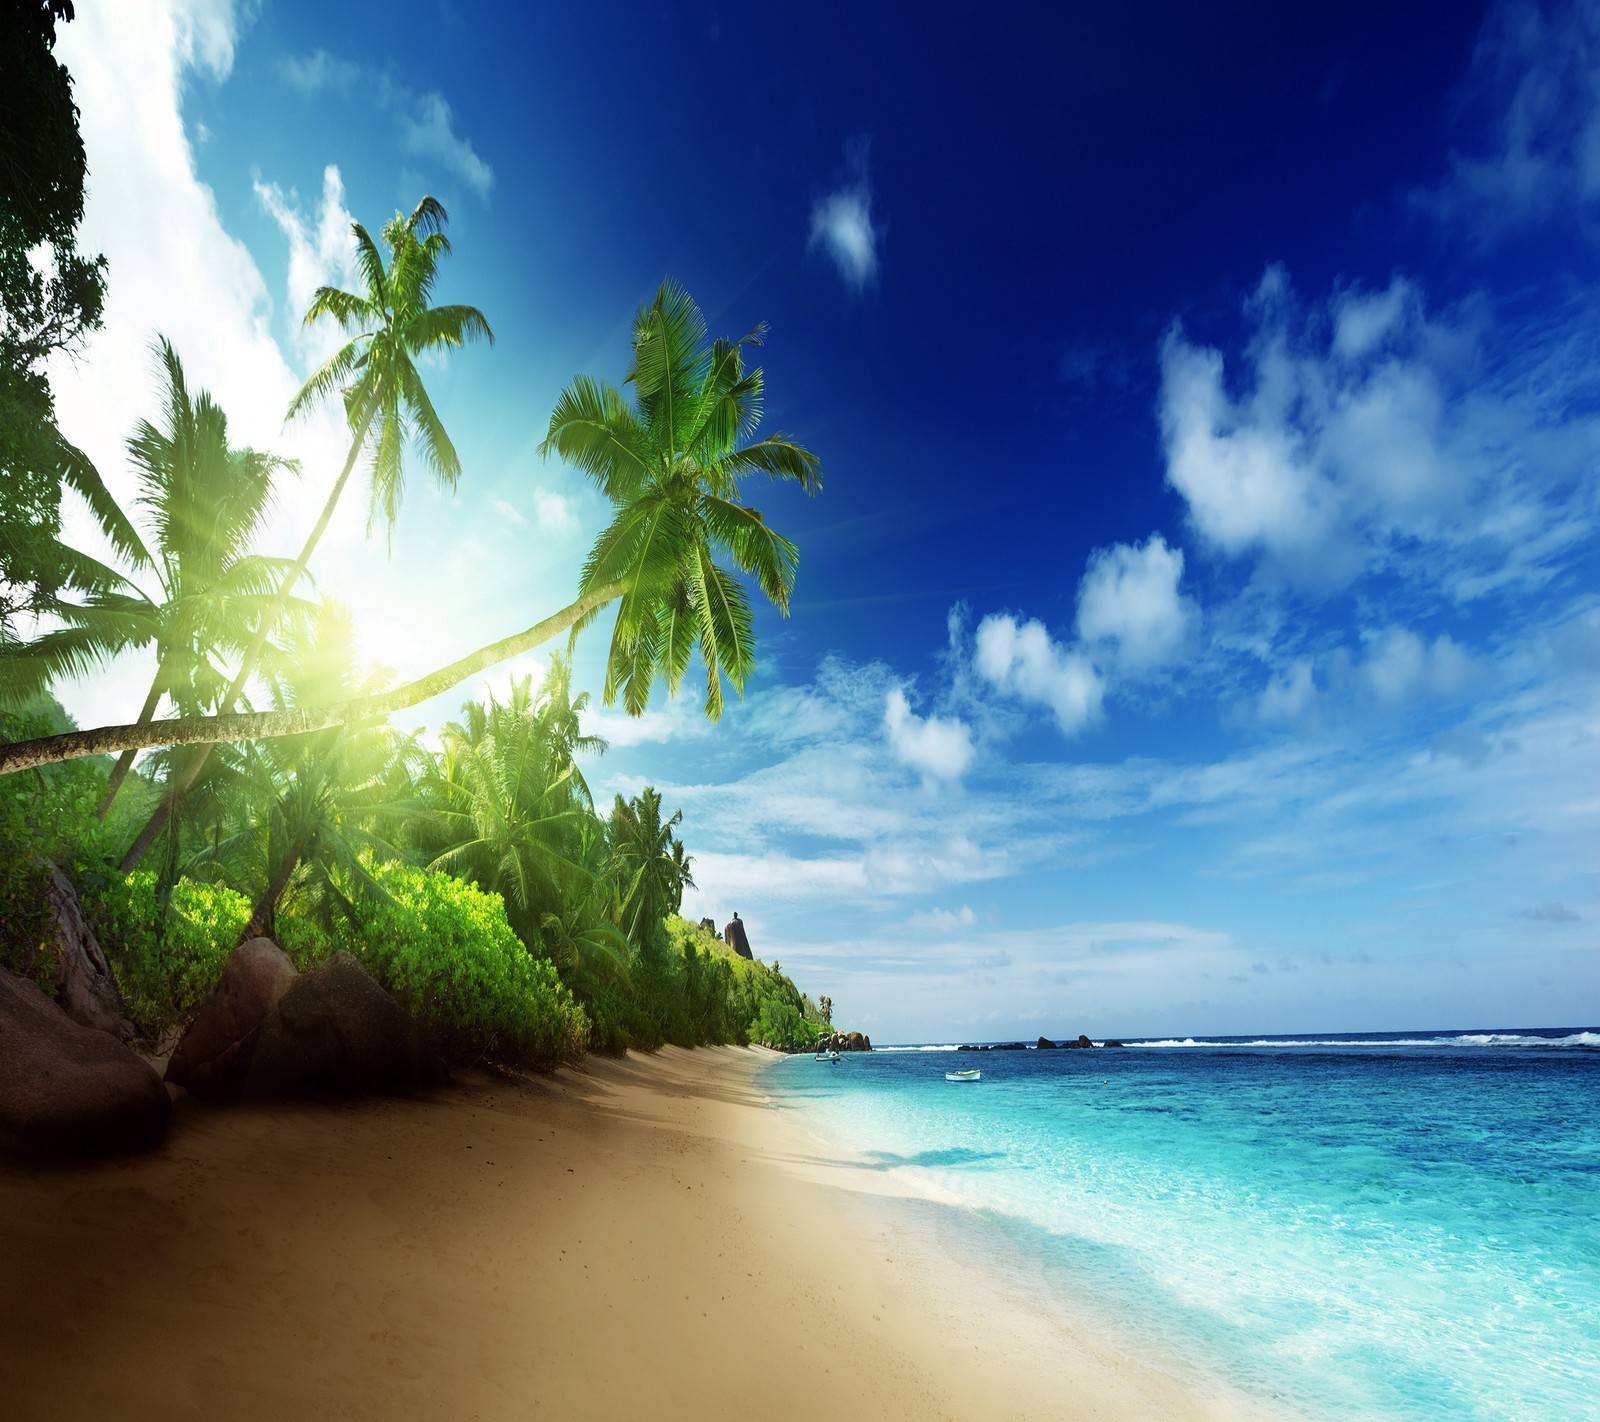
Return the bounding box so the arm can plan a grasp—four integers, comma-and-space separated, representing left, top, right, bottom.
764, 1030, 1600, 1419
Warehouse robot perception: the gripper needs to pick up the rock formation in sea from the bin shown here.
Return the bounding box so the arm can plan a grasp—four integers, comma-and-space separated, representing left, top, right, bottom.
814, 1030, 871, 1052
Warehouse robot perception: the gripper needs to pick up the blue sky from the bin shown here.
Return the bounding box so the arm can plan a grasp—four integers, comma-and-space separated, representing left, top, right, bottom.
44, 0, 1598, 1040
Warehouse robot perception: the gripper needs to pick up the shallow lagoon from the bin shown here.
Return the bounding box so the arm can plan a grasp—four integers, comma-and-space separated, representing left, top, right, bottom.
767, 1031, 1600, 1419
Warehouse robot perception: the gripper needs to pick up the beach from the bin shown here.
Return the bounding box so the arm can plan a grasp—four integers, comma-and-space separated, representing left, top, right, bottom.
0, 1045, 1266, 1421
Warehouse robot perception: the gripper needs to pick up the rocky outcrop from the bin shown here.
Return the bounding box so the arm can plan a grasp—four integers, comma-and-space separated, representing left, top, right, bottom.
722, 915, 753, 960
1103, 1039, 1125, 1048
184, 952, 444, 1103
0, 970, 170, 1155
957, 1041, 1029, 1051
1036, 1035, 1056, 1049
698, 917, 717, 936
42, 863, 133, 1042
166, 937, 298, 1096
814, 1030, 871, 1052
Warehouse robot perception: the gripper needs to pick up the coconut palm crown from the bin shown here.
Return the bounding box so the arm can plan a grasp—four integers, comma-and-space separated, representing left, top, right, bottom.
541, 280, 821, 719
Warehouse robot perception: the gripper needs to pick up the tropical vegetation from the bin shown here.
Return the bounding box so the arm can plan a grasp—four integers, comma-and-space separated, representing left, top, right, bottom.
0, 31, 843, 1066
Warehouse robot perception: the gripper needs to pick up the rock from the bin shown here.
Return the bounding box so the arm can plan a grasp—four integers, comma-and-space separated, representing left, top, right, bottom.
166, 937, 298, 1094
722, 915, 753, 960
187, 951, 443, 1103
0, 970, 170, 1155
1036, 1036, 1056, 1049
698, 917, 717, 936
1077, 1034, 1094, 1049
42, 863, 133, 1042
1103, 1039, 1125, 1048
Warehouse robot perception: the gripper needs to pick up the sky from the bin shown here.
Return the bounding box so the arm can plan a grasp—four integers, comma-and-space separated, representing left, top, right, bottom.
39, 0, 1599, 1041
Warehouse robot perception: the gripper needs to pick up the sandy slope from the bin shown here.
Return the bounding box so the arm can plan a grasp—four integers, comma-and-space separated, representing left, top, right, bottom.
0, 1046, 1280, 1420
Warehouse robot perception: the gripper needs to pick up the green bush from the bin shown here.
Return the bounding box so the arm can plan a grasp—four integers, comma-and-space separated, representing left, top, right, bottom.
85, 872, 251, 1036
273, 915, 339, 972
349, 860, 590, 1067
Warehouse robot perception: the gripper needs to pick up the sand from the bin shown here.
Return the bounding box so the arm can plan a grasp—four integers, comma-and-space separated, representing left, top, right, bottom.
0, 1046, 1282, 1420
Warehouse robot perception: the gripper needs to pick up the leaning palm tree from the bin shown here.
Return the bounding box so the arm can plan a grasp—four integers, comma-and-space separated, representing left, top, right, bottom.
0, 337, 295, 815
119, 196, 492, 866
0, 281, 821, 775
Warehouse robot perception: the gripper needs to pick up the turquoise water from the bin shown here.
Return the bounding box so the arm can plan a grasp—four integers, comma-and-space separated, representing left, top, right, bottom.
764, 1031, 1600, 1419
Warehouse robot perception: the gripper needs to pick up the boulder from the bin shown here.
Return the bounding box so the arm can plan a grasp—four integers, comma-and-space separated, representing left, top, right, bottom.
0, 970, 170, 1155
166, 937, 298, 1094
1077, 1034, 1094, 1049
698, 917, 717, 937
723, 916, 753, 960
1036, 1036, 1056, 1049
1103, 1039, 1125, 1048
42, 863, 133, 1042
187, 952, 443, 1103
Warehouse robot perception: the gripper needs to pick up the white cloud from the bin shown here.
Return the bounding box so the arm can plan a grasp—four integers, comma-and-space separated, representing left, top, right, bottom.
1158, 267, 1595, 598
1358, 628, 1476, 704
402, 92, 493, 202
278, 47, 363, 95
1076, 534, 1197, 671
278, 49, 493, 204
908, 906, 978, 932
1416, 0, 1600, 240
1257, 657, 1317, 724
973, 614, 1104, 734
883, 688, 974, 783
809, 137, 881, 291
531, 487, 577, 536
252, 164, 356, 363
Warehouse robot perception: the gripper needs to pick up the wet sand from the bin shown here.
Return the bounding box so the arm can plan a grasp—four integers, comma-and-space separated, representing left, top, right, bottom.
0, 1046, 1275, 1420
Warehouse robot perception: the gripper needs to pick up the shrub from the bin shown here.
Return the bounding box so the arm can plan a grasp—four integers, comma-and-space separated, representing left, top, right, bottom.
350, 860, 590, 1067
273, 915, 339, 972
85, 873, 251, 1036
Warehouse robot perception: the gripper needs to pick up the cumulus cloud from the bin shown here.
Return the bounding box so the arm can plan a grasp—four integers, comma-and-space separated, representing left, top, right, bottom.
1076, 534, 1197, 671
1158, 266, 1592, 597
1258, 657, 1317, 724
809, 137, 881, 291
883, 688, 974, 783
1358, 627, 1476, 704
973, 614, 1104, 734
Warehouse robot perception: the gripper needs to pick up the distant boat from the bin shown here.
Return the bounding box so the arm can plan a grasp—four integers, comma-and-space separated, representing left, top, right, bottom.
945, 1068, 982, 1082
815, 1050, 841, 1062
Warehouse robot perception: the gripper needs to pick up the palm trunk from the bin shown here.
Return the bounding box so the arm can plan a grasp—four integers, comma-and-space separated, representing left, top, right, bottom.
1, 579, 626, 777
96, 665, 168, 818
120, 404, 378, 867
241, 843, 303, 944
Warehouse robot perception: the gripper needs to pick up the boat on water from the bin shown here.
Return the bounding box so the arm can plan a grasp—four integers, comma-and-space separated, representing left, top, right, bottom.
815, 1050, 841, 1062
945, 1068, 982, 1082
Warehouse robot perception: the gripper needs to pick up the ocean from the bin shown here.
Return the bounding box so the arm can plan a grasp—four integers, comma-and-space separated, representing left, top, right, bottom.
763, 1030, 1600, 1419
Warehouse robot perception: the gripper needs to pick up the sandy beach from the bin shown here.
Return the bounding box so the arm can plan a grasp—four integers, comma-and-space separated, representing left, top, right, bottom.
0, 1046, 1276, 1420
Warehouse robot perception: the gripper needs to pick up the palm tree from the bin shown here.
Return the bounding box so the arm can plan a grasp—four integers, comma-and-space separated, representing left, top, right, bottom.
191, 602, 416, 941
418, 666, 595, 947
608, 786, 694, 948
0, 281, 821, 775
119, 196, 492, 866
0, 337, 295, 815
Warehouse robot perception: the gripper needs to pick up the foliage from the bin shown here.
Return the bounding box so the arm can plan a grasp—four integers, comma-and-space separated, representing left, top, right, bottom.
0, 1, 107, 635
542, 280, 821, 719
83, 871, 251, 1037
0, 698, 123, 988
346, 859, 589, 1068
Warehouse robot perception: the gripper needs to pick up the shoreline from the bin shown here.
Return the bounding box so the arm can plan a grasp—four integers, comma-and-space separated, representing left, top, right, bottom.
1, 1045, 1286, 1420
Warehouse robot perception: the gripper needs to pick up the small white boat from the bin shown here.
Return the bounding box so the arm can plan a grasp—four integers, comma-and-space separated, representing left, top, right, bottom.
815, 1050, 841, 1062
945, 1068, 982, 1082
